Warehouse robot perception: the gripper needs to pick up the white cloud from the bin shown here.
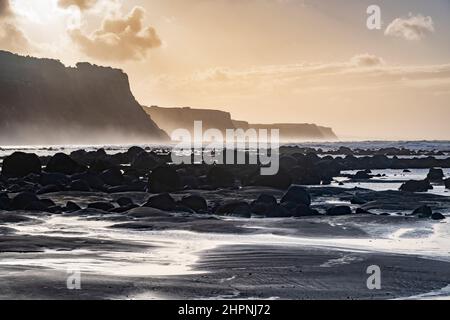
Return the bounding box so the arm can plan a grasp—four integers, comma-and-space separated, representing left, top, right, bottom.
385, 14, 435, 41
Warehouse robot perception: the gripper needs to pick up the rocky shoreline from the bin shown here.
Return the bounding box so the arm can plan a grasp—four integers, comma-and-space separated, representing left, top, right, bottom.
1, 145, 450, 300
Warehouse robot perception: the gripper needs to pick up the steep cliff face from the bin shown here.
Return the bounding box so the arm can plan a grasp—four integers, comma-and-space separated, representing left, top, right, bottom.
0, 51, 168, 145
244, 123, 338, 141
144, 106, 237, 136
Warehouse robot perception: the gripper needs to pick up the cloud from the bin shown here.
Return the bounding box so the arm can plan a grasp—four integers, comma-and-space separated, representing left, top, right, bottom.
385, 14, 435, 41
69, 6, 162, 62
0, 0, 32, 53
0, 0, 12, 18
58, 0, 98, 11
350, 54, 385, 67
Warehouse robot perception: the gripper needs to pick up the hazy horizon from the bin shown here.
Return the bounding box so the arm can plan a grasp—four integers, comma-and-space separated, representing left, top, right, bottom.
1, 0, 450, 141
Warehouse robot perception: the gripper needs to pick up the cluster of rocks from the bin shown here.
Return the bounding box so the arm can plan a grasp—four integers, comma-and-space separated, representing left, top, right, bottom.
400, 168, 449, 192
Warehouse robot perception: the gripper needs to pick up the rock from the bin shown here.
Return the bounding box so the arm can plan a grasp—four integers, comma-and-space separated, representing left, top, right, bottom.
411, 205, 433, 218
215, 201, 252, 218
37, 185, 62, 195
180, 195, 208, 212
10, 192, 40, 210
248, 169, 292, 190
40, 172, 70, 187
109, 204, 139, 213
445, 179, 450, 189
0, 193, 11, 210
400, 180, 433, 192
70, 172, 105, 191
116, 197, 134, 207
255, 194, 278, 206
144, 193, 177, 211
1, 152, 41, 178
148, 166, 181, 193
431, 212, 446, 221
100, 168, 124, 186
250, 194, 279, 216
295, 204, 320, 217
289, 166, 321, 185
326, 206, 352, 216
88, 202, 115, 211
350, 196, 367, 205
64, 201, 81, 213
130, 152, 160, 171
280, 156, 298, 169
69, 180, 92, 192
207, 166, 235, 188
356, 208, 370, 214
281, 185, 311, 206
403, 169, 412, 173
354, 171, 371, 180
127, 146, 147, 162
45, 153, 87, 175
89, 158, 118, 173
427, 168, 444, 181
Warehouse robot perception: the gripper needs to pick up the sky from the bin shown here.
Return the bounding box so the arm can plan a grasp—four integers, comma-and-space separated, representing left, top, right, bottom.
1, 0, 450, 140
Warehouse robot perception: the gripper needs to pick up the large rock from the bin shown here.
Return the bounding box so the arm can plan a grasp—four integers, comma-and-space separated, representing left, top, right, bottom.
180, 195, 208, 212
215, 201, 252, 218
148, 166, 181, 193
281, 185, 311, 206
411, 205, 433, 219
1, 152, 41, 178
207, 166, 235, 188
100, 168, 124, 186
130, 152, 160, 172
248, 168, 292, 190
400, 180, 433, 192
445, 179, 450, 189
326, 206, 352, 216
144, 193, 177, 211
10, 192, 40, 210
427, 168, 444, 182
45, 153, 87, 175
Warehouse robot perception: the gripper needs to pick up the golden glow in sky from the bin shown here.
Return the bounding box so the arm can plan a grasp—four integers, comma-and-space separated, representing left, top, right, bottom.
1, 0, 450, 140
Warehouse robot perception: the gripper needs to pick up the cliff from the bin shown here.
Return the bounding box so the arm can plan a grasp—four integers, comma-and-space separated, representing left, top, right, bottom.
144, 106, 337, 141
0, 51, 168, 145
237, 122, 338, 141
144, 106, 237, 136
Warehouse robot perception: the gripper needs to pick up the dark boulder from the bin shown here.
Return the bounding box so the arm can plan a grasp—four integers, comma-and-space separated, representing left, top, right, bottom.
445, 179, 450, 189
71, 172, 105, 191
69, 180, 92, 192
148, 166, 181, 193
100, 168, 124, 187
0, 193, 11, 210
180, 195, 208, 212
250, 194, 279, 216
431, 212, 446, 221
280, 156, 298, 169
88, 202, 115, 211
400, 180, 433, 192
144, 193, 177, 211
130, 152, 160, 172
281, 185, 311, 206
10, 192, 40, 210
45, 153, 87, 175
427, 168, 444, 181
326, 206, 352, 216
248, 169, 292, 190
215, 201, 251, 218
37, 185, 62, 195
354, 171, 371, 180
411, 205, 433, 219
1, 152, 41, 178
64, 201, 81, 213
40, 172, 70, 187
295, 204, 320, 217
207, 166, 235, 188
127, 146, 147, 162
116, 197, 134, 207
